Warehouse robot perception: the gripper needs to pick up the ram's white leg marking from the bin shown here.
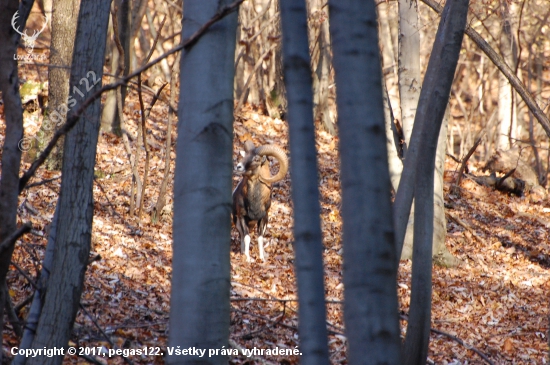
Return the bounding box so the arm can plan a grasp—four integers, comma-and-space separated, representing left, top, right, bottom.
258, 235, 265, 262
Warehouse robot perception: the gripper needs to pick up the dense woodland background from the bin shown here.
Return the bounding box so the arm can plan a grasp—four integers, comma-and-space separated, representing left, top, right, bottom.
0, 0, 549, 363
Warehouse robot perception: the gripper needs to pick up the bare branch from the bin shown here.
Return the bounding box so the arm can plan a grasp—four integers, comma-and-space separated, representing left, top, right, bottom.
19, 0, 245, 192
0, 223, 32, 256
422, 0, 550, 139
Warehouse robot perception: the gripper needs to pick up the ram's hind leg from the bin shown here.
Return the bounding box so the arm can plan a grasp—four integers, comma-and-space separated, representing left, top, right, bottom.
258, 217, 268, 262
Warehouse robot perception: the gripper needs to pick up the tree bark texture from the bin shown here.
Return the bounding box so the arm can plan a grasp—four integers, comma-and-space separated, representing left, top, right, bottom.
306, 0, 335, 134
398, 0, 421, 147
329, 0, 402, 364
26, 1, 111, 364
36, 0, 80, 170
496, 0, 518, 151
398, 1, 469, 364
0, 1, 26, 362
279, 1, 330, 364
168, 0, 238, 364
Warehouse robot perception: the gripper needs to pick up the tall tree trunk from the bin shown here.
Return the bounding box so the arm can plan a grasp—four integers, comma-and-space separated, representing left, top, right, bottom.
0, 1, 27, 362
100, 0, 130, 136
380, 0, 454, 264
306, 0, 334, 134
432, 106, 457, 267
279, 1, 330, 364
329, 1, 402, 363
34, 0, 80, 170
400, 106, 456, 266
397, 0, 421, 261
496, 0, 518, 151
396, 1, 470, 364
398, 0, 420, 148
14, 209, 58, 364
383, 78, 403, 192
167, 1, 237, 364
25, 1, 111, 364
377, 0, 400, 116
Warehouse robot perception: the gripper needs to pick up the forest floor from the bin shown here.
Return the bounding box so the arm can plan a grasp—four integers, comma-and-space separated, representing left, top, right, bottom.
2, 60, 550, 364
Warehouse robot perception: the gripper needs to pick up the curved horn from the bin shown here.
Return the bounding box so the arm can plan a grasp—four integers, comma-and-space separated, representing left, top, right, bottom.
255, 145, 288, 183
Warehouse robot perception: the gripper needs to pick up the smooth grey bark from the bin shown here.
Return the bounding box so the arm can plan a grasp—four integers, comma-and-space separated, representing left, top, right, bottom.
100, 0, 130, 136
0, 1, 29, 362
100, 19, 119, 133
496, 0, 518, 151
329, 1, 401, 364
400, 107, 456, 266
25, 1, 111, 364
432, 108, 453, 266
279, 1, 330, 364
34, 0, 80, 170
14, 209, 58, 365
398, 0, 420, 147
376, 0, 399, 108
388, 0, 454, 264
398, 1, 469, 364
383, 78, 403, 192
393, 0, 467, 260
129, 0, 147, 70
167, 1, 237, 364
397, 0, 420, 261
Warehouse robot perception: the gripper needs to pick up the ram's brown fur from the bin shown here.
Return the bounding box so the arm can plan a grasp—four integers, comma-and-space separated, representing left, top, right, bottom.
232, 141, 288, 262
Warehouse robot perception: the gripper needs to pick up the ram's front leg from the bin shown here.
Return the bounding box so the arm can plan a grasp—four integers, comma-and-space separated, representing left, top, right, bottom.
236, 217, 252, 262
258, 236, 265, 262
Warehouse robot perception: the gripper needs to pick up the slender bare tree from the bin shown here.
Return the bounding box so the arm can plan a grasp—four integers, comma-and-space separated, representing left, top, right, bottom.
101, 0, 131, 136
392, 1, 470, 363
0, 1, 30, 362
496, 0, 519, 151
279, 0, 330, 364
33, 0, 80, 170
25, 1, 111, 364
306, 0, 335, 134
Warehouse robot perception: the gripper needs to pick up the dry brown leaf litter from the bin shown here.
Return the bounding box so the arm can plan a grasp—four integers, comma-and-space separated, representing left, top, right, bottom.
2, 63, 550, 364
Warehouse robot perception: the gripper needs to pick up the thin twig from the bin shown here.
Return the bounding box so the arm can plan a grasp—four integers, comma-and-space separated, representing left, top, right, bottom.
153, 53, 180, 222
422, 0, 550, 139
145, 15, 167, 63
452, 135, 483, 194
230, 296, 343, 304
24, 177, 60, 190
236, 43, 278, 112
78, 305, 134, 365
0, 223, 32, 256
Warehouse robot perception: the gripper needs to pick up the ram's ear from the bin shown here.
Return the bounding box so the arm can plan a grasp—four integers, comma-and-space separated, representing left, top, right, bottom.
240, 150, 246, 157
244, 140, 256, 152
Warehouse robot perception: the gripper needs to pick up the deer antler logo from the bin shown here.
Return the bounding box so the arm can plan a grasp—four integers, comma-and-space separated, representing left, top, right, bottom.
11, 11, 49, 54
